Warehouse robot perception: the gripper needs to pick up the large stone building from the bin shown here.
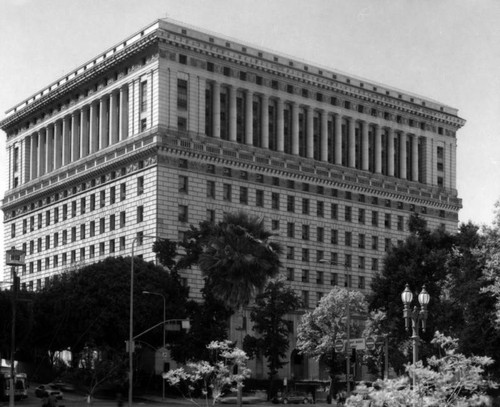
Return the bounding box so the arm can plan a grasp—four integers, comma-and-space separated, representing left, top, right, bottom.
1, 19, 464, 380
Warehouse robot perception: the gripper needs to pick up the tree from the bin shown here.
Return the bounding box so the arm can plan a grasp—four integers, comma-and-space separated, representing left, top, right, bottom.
30, 256, 189, 371
197, 211, 282, 310
164, 340, 251, 407
346, 332, 498, 407
296, 286, 367, 397
483, 201, 500, 325
243, 277, 302, 385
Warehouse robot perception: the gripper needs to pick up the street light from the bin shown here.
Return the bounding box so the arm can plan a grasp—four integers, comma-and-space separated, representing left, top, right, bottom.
320, 259, 352, 396
401, 283, 430, 388
129, 234, 165, 407
142, 291, 166, 401
6, 247, 25, 407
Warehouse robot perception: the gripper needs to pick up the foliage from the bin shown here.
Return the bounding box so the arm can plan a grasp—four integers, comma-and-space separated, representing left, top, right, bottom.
361, 310, 389, 377
243, 277, 302, 379
346, 332, 497, 407
197, 211, 282, 310
163, 340, 251, 407
482, 201, 500, 326
30, 256, 188, 368
297, 286, 367, 361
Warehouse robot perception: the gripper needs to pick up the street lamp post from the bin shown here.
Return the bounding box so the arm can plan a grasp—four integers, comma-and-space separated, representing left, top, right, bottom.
5, 247, 26, 407
129, 234, 165, 407
142, 291, 166, 401
401, 283, 430, 388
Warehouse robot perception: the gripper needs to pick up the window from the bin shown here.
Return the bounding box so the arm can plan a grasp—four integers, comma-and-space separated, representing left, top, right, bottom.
80, 198, 86, 215
398, 215, 404, 231
287, 222, 295, 238
359, 256, 365, 269
71, 227, 77, 242
331, 252, 338, 265
372, 236, 378, 250
206, 209, 216, 223
331, 203, 338, 219
109, 187, 116, 204
302, 248, 310, 262
140, 81, 148, 112
120, 211, 126, 228
287, 267, 295, 281
62, 230, 67, 245
301, 269, 309, 283
137, 206, 144, 223
317, 201, 324, 217
239, 187, 248, 204
317, 271, 324, 284
372, 211, 379, 226
302, 225, 310, 240
316, 250, 324, 263
54, 232, 59, 247
137, 177, 144, 195
345, 254, 352, 269
11, 223, 15, 238
344, 273, 352, 288
287, 196, 295, 212
80, 224, 86, 240
358, 208, 365, 224
384, 213, 392, 229
272, 220, 279, 230
256, 190, 264, 207
355, 232, 364, 249
90, 194, 96, 211
345, 206, 352, 222
330, 273, 338, 286
317, 227, 324, 242
45, 235, 50, 249
120, 183, 126, 201
178, 205, 188, 222
89, 221, 95, 237
46, 210, 51, 226
179, 175, 188, 193
302, 198, 310, 215
223, 184, 232, 201
272, 193, 280, 210
286, 246, 294, 260
331, 229, 338, 245
345, 231, 352, 247
372, 258, 379, 271
99, 242, 105, 256
385, 238, 391, 252
99, 190, 105, 208
54, 207, 59, 223
358, 276, 365, 289
302, 291, 309, 308
207, 180, 216, 198
120, 237, 126, 251
100, 218, 105, 234
177, 78, 188, 109
38, 213, 42, 228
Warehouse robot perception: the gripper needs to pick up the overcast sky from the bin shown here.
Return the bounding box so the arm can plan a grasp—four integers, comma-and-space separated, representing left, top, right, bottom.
1, 0, 499, 270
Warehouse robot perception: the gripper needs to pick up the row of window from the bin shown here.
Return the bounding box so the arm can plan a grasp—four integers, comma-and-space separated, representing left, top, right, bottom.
286, 268, 367, 289
11, 177, 145, 238
285, 248, 381, 271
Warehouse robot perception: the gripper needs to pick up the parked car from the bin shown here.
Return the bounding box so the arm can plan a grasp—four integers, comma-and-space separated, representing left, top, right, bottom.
273, 391, 313, 404
52, 382, 76, 392
34, 384, 64, 400
218, 391, 266, 404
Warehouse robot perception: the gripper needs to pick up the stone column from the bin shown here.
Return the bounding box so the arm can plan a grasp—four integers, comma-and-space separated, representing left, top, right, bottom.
38, 129, 46, 176
80, 106, 90, 157
100, 96, 109, 148
412, 135, 419, 181
213, 82, 221, 139
229, 86, 237, 142
120, 86, 129, 140
306, 107, 314, 159
90, 101, 99, 153
400, 132, 407, 179
31, 132, 38, 180
73, 111, 81, 160
261, 94, 269, 149
334, 114, 342, 165
291, 102, 299, 155
320, 110, 328, 162
362, 121, 369, 171
62, 116, 71, 165
54, 120, 62, 169
277, 98, 284, 152
348, 118, 356, 168
46, 125, 54, 173
245, 89, 253, 145
387, 128, 395, 177
23, 135, 31, 183
110, 91, 119, 145
374, 125, 382, 173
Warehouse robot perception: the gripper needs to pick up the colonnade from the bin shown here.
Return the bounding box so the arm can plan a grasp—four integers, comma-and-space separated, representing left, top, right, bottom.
20, 86, 129, 183
207, 82, 431, 184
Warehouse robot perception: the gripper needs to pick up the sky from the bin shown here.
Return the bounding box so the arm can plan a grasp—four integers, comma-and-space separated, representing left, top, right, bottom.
0, 0, 499, 273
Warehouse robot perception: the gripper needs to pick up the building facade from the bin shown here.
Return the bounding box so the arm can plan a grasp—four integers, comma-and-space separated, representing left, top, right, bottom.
1, 19, 465, 380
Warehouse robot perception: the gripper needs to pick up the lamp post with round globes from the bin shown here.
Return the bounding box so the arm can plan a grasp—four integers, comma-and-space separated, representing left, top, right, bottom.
401, 283, 430, 388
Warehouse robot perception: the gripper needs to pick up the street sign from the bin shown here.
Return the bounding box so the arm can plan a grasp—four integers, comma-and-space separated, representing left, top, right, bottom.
348, 338, 366, 350
334, 339, 345, 352
365, 336, 376, 350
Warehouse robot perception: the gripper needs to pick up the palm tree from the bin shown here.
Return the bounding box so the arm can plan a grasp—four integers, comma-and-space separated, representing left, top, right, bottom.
198, 211, 282, 407
198, 211, 282, 310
